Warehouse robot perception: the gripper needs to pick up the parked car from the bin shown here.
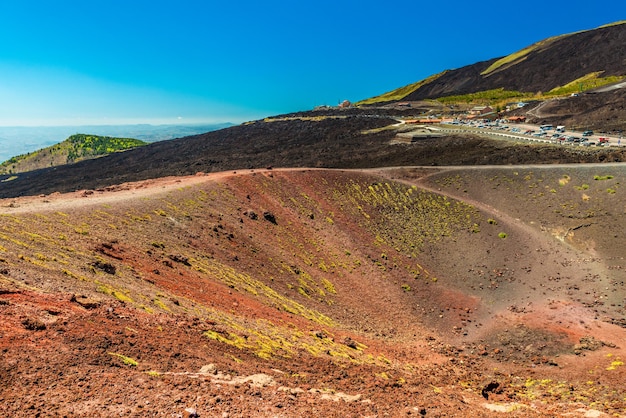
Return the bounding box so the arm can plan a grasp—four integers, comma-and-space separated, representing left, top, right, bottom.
583, 130, 594, 137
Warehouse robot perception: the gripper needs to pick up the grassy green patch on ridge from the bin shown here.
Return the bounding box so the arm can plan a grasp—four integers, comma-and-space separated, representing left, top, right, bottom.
435, 88, 533, 105
356, 71, 447, 105
0, 133, 147, 174
481, 34, 572, 76
546, 73, 625, 96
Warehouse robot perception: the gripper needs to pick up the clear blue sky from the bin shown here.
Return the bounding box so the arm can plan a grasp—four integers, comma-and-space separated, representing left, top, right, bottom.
0, 1, 623, 126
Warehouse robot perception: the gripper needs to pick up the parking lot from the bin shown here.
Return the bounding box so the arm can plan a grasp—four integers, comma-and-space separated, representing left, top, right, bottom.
442, 119, 624, 147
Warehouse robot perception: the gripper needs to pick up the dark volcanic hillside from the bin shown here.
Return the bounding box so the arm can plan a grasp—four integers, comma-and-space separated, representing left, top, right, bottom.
399, 22, 626, 101
2, 112, 626, 198
525, 87, 626, 132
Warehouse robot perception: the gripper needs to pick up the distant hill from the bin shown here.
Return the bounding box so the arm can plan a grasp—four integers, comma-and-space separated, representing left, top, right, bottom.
0, 133, 146, 174
359, 21, 626, 105
0, 123, 235, 163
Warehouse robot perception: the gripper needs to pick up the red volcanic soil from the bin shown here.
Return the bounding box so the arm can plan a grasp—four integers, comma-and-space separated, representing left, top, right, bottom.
1, 167, 626, 417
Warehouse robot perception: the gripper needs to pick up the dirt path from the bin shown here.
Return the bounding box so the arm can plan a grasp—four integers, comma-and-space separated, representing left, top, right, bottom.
0, 171, 243, 214
525, 98, 556, 119
3, 163, 624, 214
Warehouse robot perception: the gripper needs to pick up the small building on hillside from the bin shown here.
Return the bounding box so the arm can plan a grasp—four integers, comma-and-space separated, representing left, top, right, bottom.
393, 126, 444, 143
405, 119, 442, 124
507, 116, 527, 123
469, 106, 493, 116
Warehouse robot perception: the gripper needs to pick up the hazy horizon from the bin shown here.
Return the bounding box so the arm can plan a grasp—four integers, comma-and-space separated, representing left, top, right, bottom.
0, 120, 238, 129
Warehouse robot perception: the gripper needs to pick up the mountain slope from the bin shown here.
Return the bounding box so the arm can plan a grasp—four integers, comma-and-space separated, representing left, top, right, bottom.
0, 134, 146, 174
1, 167, 626, 416
363, 21, 626, 103
1, 113, 625, 198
